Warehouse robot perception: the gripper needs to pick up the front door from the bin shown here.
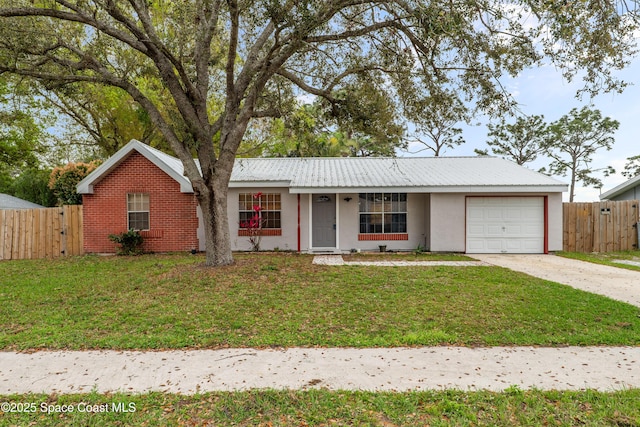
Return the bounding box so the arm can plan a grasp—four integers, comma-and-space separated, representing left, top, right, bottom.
312, 194, 336, 248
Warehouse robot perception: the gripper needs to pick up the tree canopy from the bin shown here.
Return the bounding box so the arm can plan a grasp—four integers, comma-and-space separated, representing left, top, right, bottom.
481, 115, 549, 166
1, 0, 637, 265
546, 107, 619, 202
622, 155, 640, 179
0, 76, 45, 174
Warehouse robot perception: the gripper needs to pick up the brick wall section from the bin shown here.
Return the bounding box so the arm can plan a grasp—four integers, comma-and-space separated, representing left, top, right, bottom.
82, 152, 199, 253
358, 233, 409, 241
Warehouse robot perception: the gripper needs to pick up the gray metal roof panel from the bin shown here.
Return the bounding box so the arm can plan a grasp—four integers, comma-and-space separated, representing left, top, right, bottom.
0, 194, 44, 209
231, 157, 566, 189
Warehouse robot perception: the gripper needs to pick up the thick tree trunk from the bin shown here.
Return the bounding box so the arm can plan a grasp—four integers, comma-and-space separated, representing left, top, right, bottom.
196, 177, 234, 266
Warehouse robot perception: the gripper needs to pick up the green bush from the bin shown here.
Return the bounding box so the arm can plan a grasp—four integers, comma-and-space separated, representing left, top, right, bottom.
49, 161, 100, 205
108, 230, 144, 255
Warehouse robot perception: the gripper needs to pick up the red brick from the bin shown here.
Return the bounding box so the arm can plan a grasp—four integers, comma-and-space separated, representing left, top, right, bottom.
82, 152, 199, 253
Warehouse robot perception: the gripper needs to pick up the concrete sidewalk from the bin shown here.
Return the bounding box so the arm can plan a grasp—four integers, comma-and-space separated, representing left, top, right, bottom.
1, 346, 639, 394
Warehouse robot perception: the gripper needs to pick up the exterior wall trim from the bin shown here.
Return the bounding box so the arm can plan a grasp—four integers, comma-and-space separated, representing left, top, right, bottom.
358, 233, 409, 241
238, 229, 282, 236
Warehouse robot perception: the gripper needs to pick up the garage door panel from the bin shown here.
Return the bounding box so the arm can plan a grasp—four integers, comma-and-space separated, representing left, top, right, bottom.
467, 208, 484, 220
466, 197, 544, 254
505, 240, 524, 251
504, 224, 523, 235
486, 209, 503, 220
467, 224, 486, 236
486, 225, 503, 236
523, 239, 543, 250
505, 208, 523, 220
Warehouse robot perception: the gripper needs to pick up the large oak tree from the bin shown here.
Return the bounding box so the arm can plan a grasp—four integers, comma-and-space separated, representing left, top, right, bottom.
1, 0, 637, 265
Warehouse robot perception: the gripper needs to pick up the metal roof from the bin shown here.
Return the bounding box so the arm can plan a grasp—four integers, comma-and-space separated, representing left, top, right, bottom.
600, 174, 640, 200
232, 157, 567, 193
0, 194, 44, 209
78, 140, 567, 194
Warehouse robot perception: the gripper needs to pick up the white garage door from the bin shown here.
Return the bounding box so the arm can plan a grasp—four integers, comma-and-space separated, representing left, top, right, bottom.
466, 197, 544, 254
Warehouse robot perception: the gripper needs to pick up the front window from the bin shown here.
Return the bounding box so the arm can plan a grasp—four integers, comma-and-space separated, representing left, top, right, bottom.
127, 193, 149, 230
359, 193, 407, 233
239, 192, 281, 229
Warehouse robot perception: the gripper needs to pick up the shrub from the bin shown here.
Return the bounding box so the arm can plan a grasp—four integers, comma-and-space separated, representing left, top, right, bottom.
49, 161, 101, 205
108, 230, 144, 255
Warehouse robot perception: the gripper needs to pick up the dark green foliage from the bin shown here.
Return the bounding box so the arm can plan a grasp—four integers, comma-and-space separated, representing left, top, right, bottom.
108, 230, 144, 255
9, 167, 56, 207
483, 115, 549, 166
48, 161, 100, 205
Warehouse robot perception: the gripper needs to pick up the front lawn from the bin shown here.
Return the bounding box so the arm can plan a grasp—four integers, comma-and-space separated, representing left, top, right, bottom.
1, 389, 639, 426
1, 253, 639, 350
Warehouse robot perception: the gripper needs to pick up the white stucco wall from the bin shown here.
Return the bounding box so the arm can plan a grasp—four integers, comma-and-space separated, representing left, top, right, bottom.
201, 189, 563, 253
336, 193, 428, 252
429, 193, 467, 252
547, 192, 563, 252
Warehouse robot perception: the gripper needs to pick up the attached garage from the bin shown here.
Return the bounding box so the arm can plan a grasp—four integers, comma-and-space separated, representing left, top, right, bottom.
466, 197, 546, 254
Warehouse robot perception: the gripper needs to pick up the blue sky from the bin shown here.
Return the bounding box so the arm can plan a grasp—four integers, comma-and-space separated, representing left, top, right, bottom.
401, 55, 640, 202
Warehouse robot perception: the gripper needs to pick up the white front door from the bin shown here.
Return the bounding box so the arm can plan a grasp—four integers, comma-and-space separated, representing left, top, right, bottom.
312, 194, 336, 248
466, 197, 545, 253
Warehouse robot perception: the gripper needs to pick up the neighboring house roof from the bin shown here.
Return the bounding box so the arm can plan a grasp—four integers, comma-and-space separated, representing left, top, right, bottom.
0, 193, 44, 209
599, 175, 640, 200
77, 139, 567, 194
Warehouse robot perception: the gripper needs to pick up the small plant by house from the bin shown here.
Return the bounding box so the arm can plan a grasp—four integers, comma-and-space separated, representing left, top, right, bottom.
240, 192, 265, 251
108, 229, 143, 255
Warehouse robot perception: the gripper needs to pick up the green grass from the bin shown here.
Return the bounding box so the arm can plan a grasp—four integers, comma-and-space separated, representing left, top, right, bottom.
558, 250, 640, 272
1, 389, 638, 426
1, 253, 639, 350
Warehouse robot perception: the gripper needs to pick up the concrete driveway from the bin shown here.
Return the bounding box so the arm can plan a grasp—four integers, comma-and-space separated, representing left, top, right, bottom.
473, 254, 640, 307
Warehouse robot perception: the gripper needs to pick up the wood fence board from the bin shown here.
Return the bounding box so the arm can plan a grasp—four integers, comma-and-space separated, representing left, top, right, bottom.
11, 211, 19, 260
0, 206, 83, 261
3, 210, 13, 259
567, 203, 577, 251
65, 205, 82, 256
586, 203, 594, 251
563, 200, 640, 253
0, 210, 6, 260
562, 204, 570, 251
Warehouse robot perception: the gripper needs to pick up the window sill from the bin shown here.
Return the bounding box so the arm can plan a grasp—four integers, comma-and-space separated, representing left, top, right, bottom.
358, 233, 408, 241
238, 229, 282, 237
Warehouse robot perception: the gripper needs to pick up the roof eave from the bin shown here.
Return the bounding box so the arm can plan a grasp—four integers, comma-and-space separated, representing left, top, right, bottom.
229, 180, 292, 188
600, 175, 640, 200
289, 185, 568, 194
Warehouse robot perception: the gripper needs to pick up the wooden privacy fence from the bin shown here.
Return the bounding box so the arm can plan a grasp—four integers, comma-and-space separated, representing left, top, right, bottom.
0, 205, 83, 260
563, 200, 640, 252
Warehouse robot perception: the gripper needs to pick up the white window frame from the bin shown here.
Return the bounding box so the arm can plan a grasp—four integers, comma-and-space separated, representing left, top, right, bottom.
359, 193, 407, 234
127, 193, 150, 231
